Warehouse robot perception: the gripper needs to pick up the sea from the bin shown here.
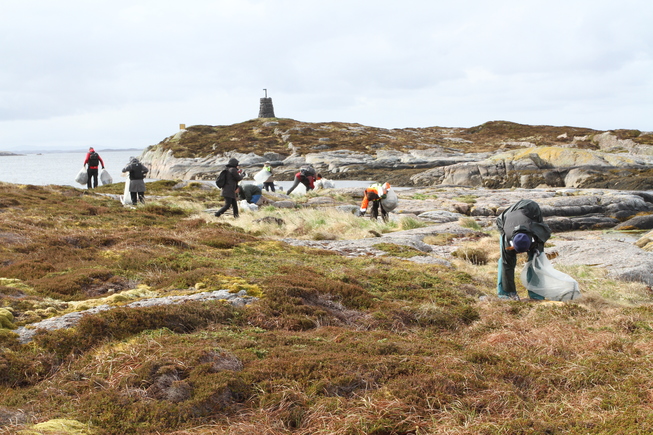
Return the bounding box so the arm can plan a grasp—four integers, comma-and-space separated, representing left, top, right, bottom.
0, 150, 140, 187
0, 150, 377, 190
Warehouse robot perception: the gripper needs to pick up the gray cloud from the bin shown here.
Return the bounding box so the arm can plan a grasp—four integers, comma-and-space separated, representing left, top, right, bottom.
1, 0, 652, 151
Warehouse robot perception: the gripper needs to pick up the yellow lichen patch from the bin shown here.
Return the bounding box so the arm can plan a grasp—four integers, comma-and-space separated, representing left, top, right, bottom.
17, 418, 92, 435
67, 285, 157, 311
203, 274, 263, 297
490, 146, 638, 167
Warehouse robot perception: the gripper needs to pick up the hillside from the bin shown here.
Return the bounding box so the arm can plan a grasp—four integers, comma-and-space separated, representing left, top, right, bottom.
149, 118, 653, 158
1, 181, 653, 434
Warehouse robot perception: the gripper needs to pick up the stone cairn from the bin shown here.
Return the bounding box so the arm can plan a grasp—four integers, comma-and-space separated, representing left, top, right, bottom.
258, 89, 275, 118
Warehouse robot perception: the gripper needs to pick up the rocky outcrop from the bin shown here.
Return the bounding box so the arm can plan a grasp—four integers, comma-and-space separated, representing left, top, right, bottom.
410, 146, 653, 189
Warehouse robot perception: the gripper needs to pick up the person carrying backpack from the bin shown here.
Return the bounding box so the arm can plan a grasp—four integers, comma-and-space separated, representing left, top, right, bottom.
214, 158, 244, 218
286, 165, 317, 194
121, 157, 149, 204
83, 147, 105, 189
496, 199, 552, 301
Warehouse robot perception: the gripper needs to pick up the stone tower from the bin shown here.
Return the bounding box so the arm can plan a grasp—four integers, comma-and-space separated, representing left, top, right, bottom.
258, 89, 275, 118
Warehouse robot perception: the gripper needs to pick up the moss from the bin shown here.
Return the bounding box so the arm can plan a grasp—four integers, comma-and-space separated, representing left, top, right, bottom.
373, 243, 427, 258
0, 307, 16, 329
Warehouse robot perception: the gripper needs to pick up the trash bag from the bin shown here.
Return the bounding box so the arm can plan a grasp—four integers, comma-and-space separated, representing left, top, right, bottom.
238, 199, 258, 212
381, 187, 398, 212
521, 252, 581, 301
75, 168, 88, 185
120, 175, 133, 205
254, 168, 272, 184
315, 178, 335, 189
100, 169, 113, 185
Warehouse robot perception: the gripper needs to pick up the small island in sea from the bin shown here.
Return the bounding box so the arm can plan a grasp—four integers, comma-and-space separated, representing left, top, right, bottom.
0, 151, 25, 156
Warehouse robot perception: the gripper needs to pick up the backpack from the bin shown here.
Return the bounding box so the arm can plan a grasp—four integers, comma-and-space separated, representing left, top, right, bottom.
216, 169, 228, 188
88, 152, 99, 166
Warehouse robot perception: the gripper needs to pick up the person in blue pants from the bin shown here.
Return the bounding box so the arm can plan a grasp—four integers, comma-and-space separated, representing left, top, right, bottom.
496, 199, 552, 300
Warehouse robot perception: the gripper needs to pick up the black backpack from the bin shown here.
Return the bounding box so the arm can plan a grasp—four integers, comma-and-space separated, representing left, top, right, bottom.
88, 152, 99, 166
216, 169, 228, 188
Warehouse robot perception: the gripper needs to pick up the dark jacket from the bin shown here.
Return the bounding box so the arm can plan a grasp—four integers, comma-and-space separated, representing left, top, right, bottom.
221, 159, 243, 199
122, 158, 149, 193
496, 199, 552, 296
238, 184, 262, 202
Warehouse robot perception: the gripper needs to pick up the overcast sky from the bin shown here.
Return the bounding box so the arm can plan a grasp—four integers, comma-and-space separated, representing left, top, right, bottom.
1, 0, 652, 152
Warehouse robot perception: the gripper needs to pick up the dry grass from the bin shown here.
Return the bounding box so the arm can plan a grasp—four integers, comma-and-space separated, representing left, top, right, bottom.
2, 182, 653, 435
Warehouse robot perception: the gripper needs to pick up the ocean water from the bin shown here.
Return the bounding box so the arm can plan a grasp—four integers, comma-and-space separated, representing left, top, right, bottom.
0, 150, 379, 190
0, 150, 140, 187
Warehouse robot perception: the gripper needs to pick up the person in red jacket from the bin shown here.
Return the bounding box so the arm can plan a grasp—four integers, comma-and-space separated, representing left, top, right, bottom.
358, 182, 391, 222
286, 166, 316, 194
83, 147, 105, 189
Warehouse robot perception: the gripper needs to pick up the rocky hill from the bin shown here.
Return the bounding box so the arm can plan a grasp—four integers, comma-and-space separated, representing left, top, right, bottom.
140, 119, 653, 189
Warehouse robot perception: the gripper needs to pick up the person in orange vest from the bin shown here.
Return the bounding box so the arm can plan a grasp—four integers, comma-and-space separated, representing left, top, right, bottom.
357, 182, 391, 222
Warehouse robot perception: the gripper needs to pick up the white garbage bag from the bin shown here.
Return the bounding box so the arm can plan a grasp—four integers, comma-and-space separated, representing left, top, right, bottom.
521, 252, 581, 301
315, 178, 336, 189
254, 168, 272, 184
381, 187, 398, 212
120, 175, 133, 205
239, 200, 258, 212
100, 169, 113, 185
75, 168, 88, 185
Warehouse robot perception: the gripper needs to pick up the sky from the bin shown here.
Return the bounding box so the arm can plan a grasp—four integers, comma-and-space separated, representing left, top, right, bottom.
1, 0, 652, 152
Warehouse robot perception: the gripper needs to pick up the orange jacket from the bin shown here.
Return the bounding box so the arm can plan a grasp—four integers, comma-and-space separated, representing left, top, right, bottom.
360, 182, 391, 211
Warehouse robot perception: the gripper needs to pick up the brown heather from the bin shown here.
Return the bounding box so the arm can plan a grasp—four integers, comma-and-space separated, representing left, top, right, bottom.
0, 181, 653, 434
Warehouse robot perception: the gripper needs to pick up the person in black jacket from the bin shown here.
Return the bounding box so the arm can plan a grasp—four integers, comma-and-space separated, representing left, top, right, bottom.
122, 157, 148, 204
496, 199, 552, 300
215, 158, 244, 218
238, 183, 262, 204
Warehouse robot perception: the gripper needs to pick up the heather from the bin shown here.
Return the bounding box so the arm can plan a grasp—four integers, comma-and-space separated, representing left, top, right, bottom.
1, 181, 652, 435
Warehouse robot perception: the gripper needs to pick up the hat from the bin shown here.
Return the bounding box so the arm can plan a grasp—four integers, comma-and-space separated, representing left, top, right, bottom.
227, 158, 239, 167
511, 233, 532, 253
89, 147, 95, 151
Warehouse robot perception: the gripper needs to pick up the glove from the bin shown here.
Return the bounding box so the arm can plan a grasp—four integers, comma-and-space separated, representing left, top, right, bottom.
356, 209, 366, 217
102, 166, 105, 169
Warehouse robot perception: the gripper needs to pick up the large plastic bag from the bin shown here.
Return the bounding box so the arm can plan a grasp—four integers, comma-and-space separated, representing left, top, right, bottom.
100, 169, 113, 185
381, 187, 398, 212
521, 252, 581, 301
254, 168, 272, 184
120, 174, 133, 205
75, 168, 88, 185
315, 178, 335, 189
238, 199, 258, 212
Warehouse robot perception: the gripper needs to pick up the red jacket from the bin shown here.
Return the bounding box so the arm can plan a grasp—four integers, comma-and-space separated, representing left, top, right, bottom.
84, 151, 105, 169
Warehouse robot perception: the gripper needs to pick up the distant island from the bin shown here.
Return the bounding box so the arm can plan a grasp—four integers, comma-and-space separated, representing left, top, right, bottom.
0, 151, 24, 156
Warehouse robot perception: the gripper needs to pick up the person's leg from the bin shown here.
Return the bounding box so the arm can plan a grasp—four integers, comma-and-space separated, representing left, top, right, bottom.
497, 236, 519, 299
380, 203, 389, 223
250, 194, 261, 204
214, 197, 231, 217
231, 198, 239, 218
269, 182, 275, 192
526, 250, 546, 300
92, 172, 99, 188
138, 192, 145, 204
87, 169, 93, 189
371, 201, 380, 220
130, 192, 138, 204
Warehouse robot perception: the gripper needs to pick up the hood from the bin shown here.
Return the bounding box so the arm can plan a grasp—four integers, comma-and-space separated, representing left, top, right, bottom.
227, 158, 239, 167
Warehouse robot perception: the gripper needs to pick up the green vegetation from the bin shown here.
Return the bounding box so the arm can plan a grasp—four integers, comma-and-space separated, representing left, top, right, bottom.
1, 181, 653, 434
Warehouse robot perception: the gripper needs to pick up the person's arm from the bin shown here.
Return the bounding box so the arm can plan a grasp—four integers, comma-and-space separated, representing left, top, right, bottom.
286, 174, 301, 194
83, 153, 90, 167
99, 156, 105, 169
359, 191, 370, 214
